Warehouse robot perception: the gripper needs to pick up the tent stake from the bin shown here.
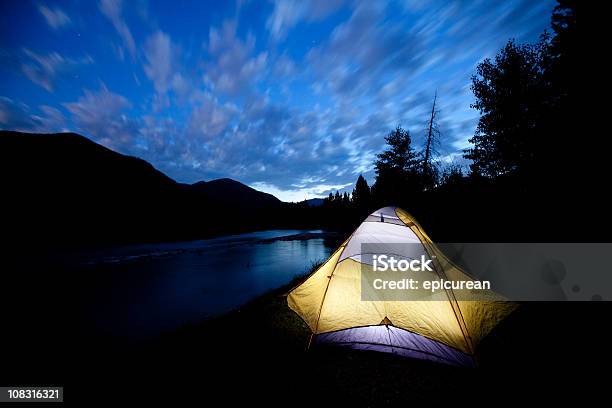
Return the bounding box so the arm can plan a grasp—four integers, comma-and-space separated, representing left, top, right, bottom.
306, 333, 314, 351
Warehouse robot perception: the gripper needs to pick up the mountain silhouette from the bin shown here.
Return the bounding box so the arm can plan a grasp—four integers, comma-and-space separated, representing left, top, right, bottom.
189, 178, 280, 209
0, 131, 284, 246
305, 198, 325, 207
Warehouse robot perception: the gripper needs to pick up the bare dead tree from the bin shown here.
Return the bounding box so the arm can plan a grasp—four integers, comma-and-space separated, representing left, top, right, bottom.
421, 91, 441, 191
423, 90, 439, 174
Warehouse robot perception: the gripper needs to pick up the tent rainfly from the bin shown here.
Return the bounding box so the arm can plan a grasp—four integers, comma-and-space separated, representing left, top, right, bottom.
287, 207, 517, 367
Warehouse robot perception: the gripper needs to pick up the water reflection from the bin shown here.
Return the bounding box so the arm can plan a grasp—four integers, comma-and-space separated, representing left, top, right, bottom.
77, 230, 337, 339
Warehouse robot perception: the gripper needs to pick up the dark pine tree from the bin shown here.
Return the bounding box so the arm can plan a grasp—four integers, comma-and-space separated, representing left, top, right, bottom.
352, 174, 372, 214
373, 126, 420, 205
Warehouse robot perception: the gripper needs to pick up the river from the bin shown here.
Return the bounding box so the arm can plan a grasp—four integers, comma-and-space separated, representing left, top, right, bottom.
71, 229, 338, 340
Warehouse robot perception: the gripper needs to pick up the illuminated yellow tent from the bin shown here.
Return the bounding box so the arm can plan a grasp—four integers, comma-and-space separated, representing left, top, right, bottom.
288, 207, 516, 366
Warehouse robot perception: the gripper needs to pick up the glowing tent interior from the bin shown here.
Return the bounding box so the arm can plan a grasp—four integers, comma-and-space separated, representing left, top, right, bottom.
287, 207, 517, 367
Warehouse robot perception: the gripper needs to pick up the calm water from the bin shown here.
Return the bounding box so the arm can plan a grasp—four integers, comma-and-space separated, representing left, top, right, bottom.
74, 230, 337, 340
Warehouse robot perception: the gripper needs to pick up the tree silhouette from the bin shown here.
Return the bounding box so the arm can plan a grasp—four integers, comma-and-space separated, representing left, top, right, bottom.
422, 91, 440, 190
462, 0, 577, 191
373, 126, 420, 204
539, 0, 577, 186
352, 174, 372, 213
439, 164, 464, 188
464, 40, 547, 178
375, 126, 418, 172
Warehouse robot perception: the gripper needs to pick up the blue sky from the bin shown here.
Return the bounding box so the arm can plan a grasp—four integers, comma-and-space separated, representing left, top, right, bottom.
0, 0, 554, 201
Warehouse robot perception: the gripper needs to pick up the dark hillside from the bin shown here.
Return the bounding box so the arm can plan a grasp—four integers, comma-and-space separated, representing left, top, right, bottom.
0, 131, 287, 247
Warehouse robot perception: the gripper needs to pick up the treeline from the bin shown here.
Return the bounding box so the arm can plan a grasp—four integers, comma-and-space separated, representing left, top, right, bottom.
296, 1, 587, 241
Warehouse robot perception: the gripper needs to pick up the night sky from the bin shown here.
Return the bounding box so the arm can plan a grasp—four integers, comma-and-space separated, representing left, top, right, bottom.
0, 0, 554, 201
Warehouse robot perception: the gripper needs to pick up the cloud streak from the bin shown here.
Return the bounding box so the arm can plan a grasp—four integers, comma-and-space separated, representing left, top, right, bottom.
99, 0, 137, 58
266, 0, 345, 40
63, 85, 135, 149
21, 49, 93, 91
38, 5, 71, 29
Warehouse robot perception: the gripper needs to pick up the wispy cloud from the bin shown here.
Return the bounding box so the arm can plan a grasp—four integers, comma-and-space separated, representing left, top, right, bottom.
0, 97, 66, 132
205, 21, 268, 96
144, 31, 177, 94
63, 85, 135, 149
38, 4, 71, 30
99, 0, 137, 58
21, 49, 93, 91
266, 0, 345, 40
